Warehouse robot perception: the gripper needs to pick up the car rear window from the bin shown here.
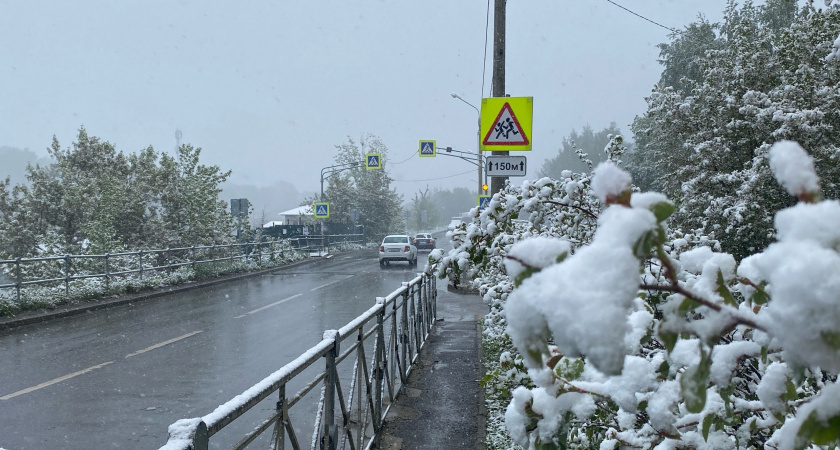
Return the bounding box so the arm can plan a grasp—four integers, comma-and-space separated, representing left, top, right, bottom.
384, 236, 407, 244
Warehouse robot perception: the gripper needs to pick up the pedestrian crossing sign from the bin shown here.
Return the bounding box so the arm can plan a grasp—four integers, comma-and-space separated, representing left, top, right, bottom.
419, 140, 436, 157
365, 153, 382, 170
478, 195, 492, 210
314, 202, 330, 218
480, 96, 533, 151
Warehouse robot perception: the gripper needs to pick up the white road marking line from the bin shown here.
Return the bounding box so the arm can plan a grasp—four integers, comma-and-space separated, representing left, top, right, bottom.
1, 361, 114, 400
235, 294, 302, 318
310, 275, 354, 292
125, 330, 204, 358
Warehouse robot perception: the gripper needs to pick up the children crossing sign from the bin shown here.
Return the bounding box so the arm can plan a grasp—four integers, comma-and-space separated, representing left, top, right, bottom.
480, 97, 533, 151
365, 153, 382, 170
314, 202, 330, 218
419, 140, 436, 157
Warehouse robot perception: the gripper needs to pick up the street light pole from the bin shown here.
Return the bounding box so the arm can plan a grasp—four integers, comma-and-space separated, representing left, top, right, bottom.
451, 93, 484, 196
320, 161, 360, 201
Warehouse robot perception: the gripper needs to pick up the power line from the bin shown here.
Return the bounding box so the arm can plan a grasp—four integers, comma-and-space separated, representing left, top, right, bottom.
388, 149, 417, 165
604, 0, 677, 33
392, 169, 474, 183
482, 0, 491, 98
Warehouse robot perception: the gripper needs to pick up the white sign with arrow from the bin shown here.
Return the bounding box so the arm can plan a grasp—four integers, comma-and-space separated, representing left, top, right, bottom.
485, 155, 527, 177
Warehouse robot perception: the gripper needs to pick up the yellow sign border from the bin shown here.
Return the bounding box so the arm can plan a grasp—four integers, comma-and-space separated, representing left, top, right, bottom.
313, 202, 330, 218
419, 140, 436, 157
480, 97, 533, 151
365, 153, 382, 170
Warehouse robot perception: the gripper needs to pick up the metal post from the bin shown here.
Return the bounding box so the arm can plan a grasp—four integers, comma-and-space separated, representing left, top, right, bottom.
490, 0, 508, 195
373, 301, 386, 448
14, 258, 21, 303
105, 253, 110, 288
193, 421, 209, 450
323, 331, 339, 450
271, 384, 287, 450
400, 288, 409, 385
64, 255, 70, 297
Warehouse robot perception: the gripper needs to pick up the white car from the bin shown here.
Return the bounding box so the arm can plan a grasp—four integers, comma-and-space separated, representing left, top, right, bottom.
379, 234, 418, 267
447, 217, 463, 231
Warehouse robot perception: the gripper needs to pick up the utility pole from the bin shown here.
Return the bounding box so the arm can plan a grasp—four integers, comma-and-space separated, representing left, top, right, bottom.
490, 0, 507, 195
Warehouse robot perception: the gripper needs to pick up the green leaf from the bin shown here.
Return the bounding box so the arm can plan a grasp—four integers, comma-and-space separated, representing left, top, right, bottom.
650, 201, 676, 222
751, 281, 769, 305
555, 358, 585, 381
820, 330, 840, 350
657, 360, 670, 380
514, 266, 541, 287
785, 380, 799, 402
633, 230, 657, 259
659, 328, 678, 353
678, 297, 702, 314
716, 269, 738, 307
555, 251, 568, 264
796, 410, 840, 448
702, 414, 714, 441
680, 346, 711, 414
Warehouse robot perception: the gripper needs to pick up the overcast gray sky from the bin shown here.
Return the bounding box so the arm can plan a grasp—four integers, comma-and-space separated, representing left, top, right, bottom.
1, 0, 738, 200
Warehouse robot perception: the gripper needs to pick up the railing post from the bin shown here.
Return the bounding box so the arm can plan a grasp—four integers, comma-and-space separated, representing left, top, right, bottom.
166, 248, 172, 274
191, 246, 196, 272
138, 250, 144, 280
373, 298, 386, 449
211, 245, 216, 275
271, 384, 287, 450
14, 257, 21, 303
104, 253, 110, 289
64, 255, 71, 297
400, 285, 410, 384
323, 330, 340, 450
193, 421, 209, 450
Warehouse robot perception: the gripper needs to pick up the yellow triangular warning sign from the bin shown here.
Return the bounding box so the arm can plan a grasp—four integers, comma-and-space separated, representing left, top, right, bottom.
482, 102, 529, 146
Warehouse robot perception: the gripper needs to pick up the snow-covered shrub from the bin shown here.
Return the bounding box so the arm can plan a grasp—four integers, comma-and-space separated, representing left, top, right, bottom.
496, 142, 840, 449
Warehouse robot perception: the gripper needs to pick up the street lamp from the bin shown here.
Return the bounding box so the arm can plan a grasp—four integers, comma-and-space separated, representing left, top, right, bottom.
451, 93, 485, 195
320, 161, 361, 201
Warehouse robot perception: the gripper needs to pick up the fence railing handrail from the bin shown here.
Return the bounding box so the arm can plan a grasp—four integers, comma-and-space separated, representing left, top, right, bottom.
0, 234, 366, 299
160, 272, 437, 450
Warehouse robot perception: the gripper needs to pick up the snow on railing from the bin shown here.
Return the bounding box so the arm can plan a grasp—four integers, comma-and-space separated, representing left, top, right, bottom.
159, 272, 436, 450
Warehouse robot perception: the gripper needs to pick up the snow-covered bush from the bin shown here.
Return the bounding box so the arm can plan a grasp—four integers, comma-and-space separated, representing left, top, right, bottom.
498, 142, 840, 449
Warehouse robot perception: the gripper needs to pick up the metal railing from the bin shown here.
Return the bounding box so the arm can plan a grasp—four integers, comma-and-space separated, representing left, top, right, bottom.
0, 234, 364, 304
161, 273, 437, 450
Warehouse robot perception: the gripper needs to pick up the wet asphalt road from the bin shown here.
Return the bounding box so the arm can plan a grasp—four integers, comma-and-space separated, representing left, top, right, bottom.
0, 247, 433, 449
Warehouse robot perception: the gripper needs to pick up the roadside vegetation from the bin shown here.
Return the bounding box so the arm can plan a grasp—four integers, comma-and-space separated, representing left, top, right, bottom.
430, 2, 840, 449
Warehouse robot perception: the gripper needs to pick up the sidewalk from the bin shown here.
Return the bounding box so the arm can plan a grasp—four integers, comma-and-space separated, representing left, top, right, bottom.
381, 286, 489, 450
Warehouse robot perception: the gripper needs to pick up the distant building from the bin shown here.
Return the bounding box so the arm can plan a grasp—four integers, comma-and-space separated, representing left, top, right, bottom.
276, 205, 314, 226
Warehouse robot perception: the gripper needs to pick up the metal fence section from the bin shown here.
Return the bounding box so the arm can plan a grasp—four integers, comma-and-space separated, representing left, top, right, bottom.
0, 234, 364, 304
160, 273, 437, 450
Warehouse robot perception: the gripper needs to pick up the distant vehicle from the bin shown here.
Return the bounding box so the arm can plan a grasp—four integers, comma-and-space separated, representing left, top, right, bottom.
379, 235, 418, 267
413, 233, 435, 251
447, 217, 463, 231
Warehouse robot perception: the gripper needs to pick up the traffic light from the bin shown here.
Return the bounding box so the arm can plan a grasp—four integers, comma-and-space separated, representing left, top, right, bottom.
482, 183, 488, 192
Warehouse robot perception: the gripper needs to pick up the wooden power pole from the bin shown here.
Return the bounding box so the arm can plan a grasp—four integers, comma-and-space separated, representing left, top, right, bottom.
490, 0, 507, 195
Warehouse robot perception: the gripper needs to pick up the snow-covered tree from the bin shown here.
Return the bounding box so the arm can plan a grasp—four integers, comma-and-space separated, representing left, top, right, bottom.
0, 129, 234, 260
628, 0, 840, 260
540, 124, 625, 178
331, 134, 404, 242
